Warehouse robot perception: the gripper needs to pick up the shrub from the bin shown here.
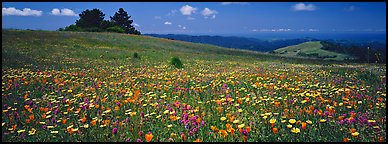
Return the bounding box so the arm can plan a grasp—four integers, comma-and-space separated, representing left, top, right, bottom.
170, 57, 183, 69
106, 26, 125, 33
82, 27, 103, 32
64, 24, 82, 32
133, 52, 140, 59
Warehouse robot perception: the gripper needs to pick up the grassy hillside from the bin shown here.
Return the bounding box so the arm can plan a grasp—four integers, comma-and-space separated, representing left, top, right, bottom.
272, 41, 355, 61
2, 30, 386, 142
2, 30, 349, 70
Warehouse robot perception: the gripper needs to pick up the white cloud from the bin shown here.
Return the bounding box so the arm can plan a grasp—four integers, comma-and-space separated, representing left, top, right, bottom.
292, 3, 317, 11
187, 17, 195, 20
180, 5, 197, 16
221, 2, 249, 5
177, 25, 186, 30
164, 21, 172, 25
167, 10, 178, 16
133, 23, 140, 27
308, 29, 319, 32
201, 8, 218, 19
2, 7, 42, 16
51, 8, 77, 16
252, 28, 293, 32
344, 5, 356, 12
154, 16, 162, 19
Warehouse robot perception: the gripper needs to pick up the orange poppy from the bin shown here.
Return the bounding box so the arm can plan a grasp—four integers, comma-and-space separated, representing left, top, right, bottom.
26, 119, 31, 123
44, 108, 49, 112
344, 138, 349, 142
42, 114, 46, 119
62, 118, 67, 124
272, 128, 278, 134
145, 132, 153, 142
91, 120, 97, 126
274, 101, 280, 107
196, 117, 201, 123
301, 122, 307, 130
350, 128, 356, 133
181, 133, 187, 141
12, 125, 17, 130
230, 128, 235, 134
133, 90, 140, 100
243, 136, 247, 142
102, 98, 107, 103
237, 98, 242, 104
104, 120, 110, 125
229, 116, 235, 122
29, 114, 35, 120
194, 138, 202, 142
226, 123, 232, 129
246, 126, 251, 133
220, 130, 228, 137
80, 117, 86, 123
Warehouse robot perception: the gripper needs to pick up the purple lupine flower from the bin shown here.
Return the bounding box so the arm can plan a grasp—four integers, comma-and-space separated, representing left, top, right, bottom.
51, 118, 56, 123
137, 139, 143, 142
112, 127, 118, 135
242, 129, 248, 136
138, 131, 144, 136
126, 138, 130, 142
141, 112, 144, 117
193, 128, 198, 133
189, 131, 193, 136
126, 117, 129, 123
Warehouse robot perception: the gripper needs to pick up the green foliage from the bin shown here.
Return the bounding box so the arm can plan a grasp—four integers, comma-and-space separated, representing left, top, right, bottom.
82, 27, 103, 32
106, 26, 125, 33
110, 8, 140, 35
133, 52, 140, 59
75, 9, 105, 29
100, 20, 115, 30
63, 24, 82, 32
61, 8, 141, 35
170, 57, 183, 69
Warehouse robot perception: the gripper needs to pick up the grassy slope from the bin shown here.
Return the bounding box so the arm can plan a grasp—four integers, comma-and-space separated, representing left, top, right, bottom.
3, 30, 354, 70
273, 41, 354, 61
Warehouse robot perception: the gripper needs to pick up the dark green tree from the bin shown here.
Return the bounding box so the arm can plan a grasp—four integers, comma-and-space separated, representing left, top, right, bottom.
76, 9, 105, 29
110, 8, 140, 35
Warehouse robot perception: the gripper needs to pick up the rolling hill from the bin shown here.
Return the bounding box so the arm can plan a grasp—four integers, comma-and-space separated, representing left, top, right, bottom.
144, 34, 317, 52
271, 41, 355, 61
2, 30, 340, 70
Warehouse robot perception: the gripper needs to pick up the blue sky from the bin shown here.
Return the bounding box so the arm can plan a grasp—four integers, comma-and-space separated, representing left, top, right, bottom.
2, 2, 386, 35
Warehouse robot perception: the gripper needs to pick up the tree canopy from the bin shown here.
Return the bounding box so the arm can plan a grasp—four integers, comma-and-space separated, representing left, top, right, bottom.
62, 8, 140, 35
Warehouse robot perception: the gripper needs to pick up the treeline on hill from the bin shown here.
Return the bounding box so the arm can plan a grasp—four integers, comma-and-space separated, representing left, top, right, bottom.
321, 41, 386, 63
58, 8, 140, 35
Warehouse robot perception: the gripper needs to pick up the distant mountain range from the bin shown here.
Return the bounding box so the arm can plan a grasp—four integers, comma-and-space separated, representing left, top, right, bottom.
145, 34, 385, 53
144, 34, 318, 52
145, 34, 386, 63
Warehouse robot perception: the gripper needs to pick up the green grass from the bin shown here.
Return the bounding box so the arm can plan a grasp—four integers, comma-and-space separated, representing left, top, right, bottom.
273, 41, 355, 61
2, 30, 351, 70
2, 30, 386, 142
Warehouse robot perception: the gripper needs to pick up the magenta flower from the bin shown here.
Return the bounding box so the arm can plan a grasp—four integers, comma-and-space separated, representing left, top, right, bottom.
112, 127, 118, 135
